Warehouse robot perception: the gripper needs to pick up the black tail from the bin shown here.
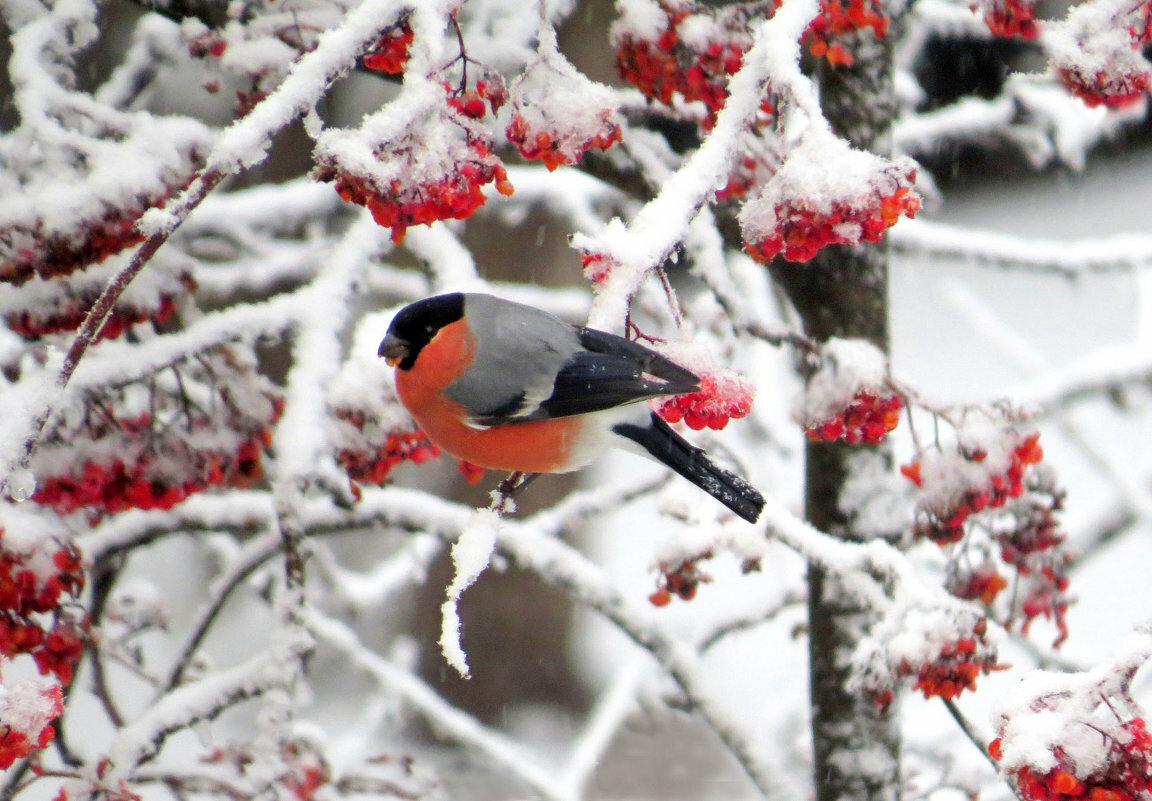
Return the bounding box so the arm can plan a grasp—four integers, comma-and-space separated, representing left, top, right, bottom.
613, 413, 765, 524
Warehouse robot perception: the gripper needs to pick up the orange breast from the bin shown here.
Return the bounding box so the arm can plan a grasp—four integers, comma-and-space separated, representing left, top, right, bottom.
394, 319, 586, 473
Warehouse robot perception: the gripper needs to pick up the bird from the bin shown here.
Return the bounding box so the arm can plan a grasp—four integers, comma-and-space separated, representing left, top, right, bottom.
378, 292, 764, 523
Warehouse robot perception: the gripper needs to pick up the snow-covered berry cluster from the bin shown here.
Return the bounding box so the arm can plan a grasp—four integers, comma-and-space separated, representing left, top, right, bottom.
30, 347, 281, 522
199, 739, 330, 801
1, 260, 195, 341
649, 552, 713, 605
611, 0, 761, 127
805, 0, 889, 66
903, 416, 1073, 645
1046, 0, 1152, 108
711, 116, 780, 201
0, 512, 87, 686
795, 338, 901, 445
334, 411, 440, 485
313, 82, 513, 244
505, 57, 622, 171
1, 185, 187, 287
577, 249, 618, 284
363, 18, 414, 74
947, 559, 1009, 605
657, 369, 755, 431
990, 638, 1152, 801
993, 716, 1152, 801
805, 389, 903, 444
740, 136, 920, 264
0, 680, 63, 769
975, 0, 1041, 38
445, 78, 508, 121
329, 313, 484, 490
904, 430, 1044, 545
854, 604, 1002, 710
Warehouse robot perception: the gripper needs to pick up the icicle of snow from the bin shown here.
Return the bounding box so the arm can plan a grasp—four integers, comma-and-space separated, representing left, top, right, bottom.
440, 508, 501, 679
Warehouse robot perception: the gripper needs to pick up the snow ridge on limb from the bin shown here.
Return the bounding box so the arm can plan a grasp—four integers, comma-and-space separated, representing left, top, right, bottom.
575, 0, 821, 331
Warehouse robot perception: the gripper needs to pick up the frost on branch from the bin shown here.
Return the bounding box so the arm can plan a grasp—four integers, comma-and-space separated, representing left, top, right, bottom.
739, 132, 921, 263
0, 679, 63, 770
901, 412, 1074, 645
505, 42, 623, 171
795, 338, 903, 444
313, 81, 513, 244
1045, 0, 1152, 109
989, 630, 1152, 801
28, 346, 282, 522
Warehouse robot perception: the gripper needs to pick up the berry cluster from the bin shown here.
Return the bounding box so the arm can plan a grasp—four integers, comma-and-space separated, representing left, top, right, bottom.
991, 718, 1152, 801
8, 294, 179, 341
363, 19, 414, 74
657, 371, 755, 431
334, 410, 440, 485
0, 189, 181, 287
1, 523, 87, 685
856, 605, 1001, 711
4, 268, 195, 341
947, 560, 1009, 605
905, 432, 1044, 545
201, 739, 330, 801
977, 0, 1041, 38
1000, 500, 1072, 645
0, 681, 63, 770
743, 179, 920, 263
33, 435, 268, 517
321, 139, 512, 244
578, 250, 617, 284
1049, 1, 1152, 109
457, 460, 486, 484
313, 86, 513, 244
1057, 66, 1151, 109
805, 0, 889, 66
506, 111, 621, 171
649, 553, 713, 605
907, 622, 1002, 702
904, 419, 1073, 645
612, 0, 757, 127
30, 348, 281, 522
804, 389, 902, 444
446, 78, 508, 120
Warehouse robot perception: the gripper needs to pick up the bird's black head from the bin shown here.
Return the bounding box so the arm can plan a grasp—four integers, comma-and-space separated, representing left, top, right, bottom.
378, 293, 465, 371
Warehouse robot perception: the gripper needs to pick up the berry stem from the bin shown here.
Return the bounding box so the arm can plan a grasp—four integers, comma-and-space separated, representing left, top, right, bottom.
941, 697, 999, 770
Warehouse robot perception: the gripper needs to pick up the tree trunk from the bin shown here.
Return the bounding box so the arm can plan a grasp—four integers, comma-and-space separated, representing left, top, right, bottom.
771, 24, 902, 801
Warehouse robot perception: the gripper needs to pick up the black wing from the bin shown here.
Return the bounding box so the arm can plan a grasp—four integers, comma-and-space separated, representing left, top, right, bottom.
518, 328, 700, 422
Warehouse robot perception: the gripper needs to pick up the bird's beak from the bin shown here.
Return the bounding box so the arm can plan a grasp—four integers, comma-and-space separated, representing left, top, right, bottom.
378, 333, 409, 367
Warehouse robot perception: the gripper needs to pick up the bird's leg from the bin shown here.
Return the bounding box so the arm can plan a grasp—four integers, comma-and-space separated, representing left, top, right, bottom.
490, 471, 540, 515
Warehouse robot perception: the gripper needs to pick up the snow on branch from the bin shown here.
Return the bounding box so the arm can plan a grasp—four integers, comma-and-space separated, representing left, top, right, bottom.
576, 0, 821, 330
989, 628, 1152, 801
892, 218, 1152, 277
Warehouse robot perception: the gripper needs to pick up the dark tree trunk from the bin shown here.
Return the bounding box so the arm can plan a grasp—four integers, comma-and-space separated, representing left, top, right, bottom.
770, 24, 903, 801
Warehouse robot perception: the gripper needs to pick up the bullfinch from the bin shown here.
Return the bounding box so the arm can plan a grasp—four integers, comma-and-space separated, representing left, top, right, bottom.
378, 293, 765, 523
